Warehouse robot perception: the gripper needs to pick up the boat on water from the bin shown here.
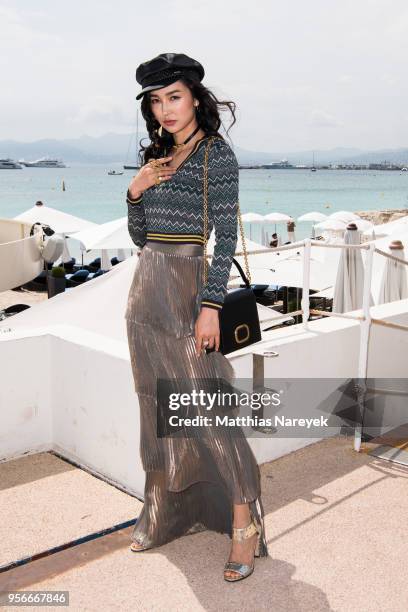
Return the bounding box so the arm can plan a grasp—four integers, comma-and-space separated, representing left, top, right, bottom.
123, 108, 141, 170
19, 157, 66, 168
108, 170, 124, 175
0, 158, 23, 169
311, 151, 317, 172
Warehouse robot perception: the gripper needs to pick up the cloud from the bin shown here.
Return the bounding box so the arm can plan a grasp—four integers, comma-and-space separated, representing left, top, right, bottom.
338, 75, 353, 84
0, 5, 62, 49
308, 110, 343, 128
67, 96, 131, 128
1, 0, 408, 149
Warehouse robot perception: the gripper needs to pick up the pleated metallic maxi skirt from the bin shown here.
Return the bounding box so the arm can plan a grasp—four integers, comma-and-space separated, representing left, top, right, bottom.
125, 240, 269, 556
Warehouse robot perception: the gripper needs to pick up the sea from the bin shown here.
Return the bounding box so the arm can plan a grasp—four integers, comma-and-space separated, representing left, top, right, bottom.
1, 164, 408, 264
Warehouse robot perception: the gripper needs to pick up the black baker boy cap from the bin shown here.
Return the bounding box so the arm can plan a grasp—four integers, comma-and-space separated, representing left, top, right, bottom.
135, 52, 205, 100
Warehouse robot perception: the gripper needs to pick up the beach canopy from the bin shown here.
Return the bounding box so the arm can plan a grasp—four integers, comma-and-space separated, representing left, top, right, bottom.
70, 217, 136, 250
234, 238, 307, 270
367, 228, 408, 302
350, 219, 374, 231
315, 218, 373, 232
315, 219, 348, 231
333, 226, 373, 313
309, 286, 334, 299
0, 254, 289, 339
329, 211, 361, 223
363, 216, 408, 238
206, 233, 265, 256
0, 253, 138, 339
61, 236, 73, 264
0, 218, 43, 292
297, 212, 328, 222
241, 238, 340, 291
240, 212, 265, 240
14, 204, 96, 234
245, 251, 337, 291
241, 212, 265, 222
263, 212, 293, 222
377, 241, 408, 304
256, 303, 294, 329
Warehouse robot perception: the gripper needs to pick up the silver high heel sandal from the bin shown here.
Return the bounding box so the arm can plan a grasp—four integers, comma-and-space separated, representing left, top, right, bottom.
223, 519, 261, 582
129, 540, 150, 552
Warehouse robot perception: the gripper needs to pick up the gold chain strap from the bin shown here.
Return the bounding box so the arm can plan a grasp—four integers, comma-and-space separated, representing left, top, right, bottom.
202, 137, 251, 286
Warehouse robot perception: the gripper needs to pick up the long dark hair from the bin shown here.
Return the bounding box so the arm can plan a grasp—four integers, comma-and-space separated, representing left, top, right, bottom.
138, 75, 237, 165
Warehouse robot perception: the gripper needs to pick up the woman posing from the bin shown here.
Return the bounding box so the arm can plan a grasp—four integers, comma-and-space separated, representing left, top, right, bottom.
125, 52, 269, 582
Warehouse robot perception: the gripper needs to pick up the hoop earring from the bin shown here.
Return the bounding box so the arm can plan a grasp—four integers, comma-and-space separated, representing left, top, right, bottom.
157, 124, 163, 137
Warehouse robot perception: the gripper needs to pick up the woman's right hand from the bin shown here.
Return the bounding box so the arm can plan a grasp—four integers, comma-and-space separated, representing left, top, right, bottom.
128, 156, 177, 199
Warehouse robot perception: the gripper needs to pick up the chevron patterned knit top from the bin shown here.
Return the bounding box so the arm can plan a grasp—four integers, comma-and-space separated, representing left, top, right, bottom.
126, 135, 239, 311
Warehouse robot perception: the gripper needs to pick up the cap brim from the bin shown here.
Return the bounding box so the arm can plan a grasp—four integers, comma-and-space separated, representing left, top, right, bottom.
135, 83, 167, 100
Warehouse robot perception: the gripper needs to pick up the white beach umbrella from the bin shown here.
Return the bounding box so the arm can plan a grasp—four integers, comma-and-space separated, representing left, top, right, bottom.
298, 212, 328, 239
351, 219, 374, 231
377, 240, 408, 304
14, 203, 97, 234
359, 225, 408, 302
363, 216, 408, 239
234, 238, 340, 291
241, 212, 265, 222
241, 212, 264, 240
264, 212, 293, 222
246, 256, 335, 291
333, 224, 373, 313
320, 218, 373, 233
297, 212, 328, 222
70, 216, 136, 250
325, 212, 373, 235
329, 211, 361, 223
206, 233, 265, 258
234, 239, 306, 270
308, 286, 334, 299
60, 236, 73, 264
264, 212, 293, 234
256, 303, 294, 329
315, 218, 347, 231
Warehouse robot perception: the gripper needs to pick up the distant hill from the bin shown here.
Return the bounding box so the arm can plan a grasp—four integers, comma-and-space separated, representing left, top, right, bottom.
0, 133, 407, 165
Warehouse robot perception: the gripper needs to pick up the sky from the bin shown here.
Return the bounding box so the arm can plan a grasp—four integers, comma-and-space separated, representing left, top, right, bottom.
0, 0, 407, 152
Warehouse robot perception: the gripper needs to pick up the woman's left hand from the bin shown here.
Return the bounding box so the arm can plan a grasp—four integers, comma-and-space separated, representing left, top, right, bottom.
195, 307, 220, 356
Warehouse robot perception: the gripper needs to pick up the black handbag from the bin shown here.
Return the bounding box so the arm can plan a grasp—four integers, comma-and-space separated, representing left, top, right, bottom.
202, 138, 262, 355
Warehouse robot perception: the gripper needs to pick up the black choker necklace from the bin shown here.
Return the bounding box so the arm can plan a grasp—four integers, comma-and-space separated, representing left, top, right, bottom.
172, 124, 202, 150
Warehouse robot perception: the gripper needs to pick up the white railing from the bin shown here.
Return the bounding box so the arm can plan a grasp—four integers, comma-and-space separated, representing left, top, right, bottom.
223, 237, 408, 452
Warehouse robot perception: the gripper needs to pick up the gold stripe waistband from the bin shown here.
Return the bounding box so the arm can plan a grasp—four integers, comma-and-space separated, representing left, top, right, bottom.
145, 241, 204, 257
146, 232, 204, 244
